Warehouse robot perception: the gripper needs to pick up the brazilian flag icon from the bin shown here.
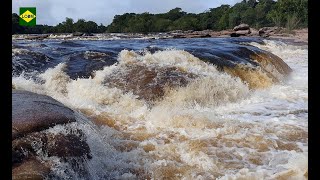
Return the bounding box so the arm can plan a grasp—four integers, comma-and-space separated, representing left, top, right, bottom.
19, 7, 36, 26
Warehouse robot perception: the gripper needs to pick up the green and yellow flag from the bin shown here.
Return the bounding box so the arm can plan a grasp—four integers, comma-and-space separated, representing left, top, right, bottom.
19, 7, 36, 26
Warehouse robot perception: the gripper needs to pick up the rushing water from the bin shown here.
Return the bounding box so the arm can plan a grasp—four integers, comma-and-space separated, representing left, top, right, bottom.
12, 37, 308, 179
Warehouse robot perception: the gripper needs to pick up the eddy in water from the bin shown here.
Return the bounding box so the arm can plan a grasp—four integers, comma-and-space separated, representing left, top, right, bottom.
12, 37, 307, 179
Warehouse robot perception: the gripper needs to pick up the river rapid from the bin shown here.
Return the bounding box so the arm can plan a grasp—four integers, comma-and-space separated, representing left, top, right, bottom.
12, 37, 308, 179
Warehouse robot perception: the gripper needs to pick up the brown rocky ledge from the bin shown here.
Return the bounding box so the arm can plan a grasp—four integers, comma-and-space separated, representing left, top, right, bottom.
12, 27, 307, 43
12, 90, 91, 179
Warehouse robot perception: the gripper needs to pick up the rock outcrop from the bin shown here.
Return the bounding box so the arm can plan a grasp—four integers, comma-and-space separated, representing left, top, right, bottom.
12, 90, 76, 139
258, 27, 283, 37
12, 90, 91, 179
25, 34, 49, 40
233, 24, 250, 31
231, 24, 251, 37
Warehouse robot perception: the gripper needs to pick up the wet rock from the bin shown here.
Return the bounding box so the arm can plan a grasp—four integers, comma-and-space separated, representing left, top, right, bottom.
66, 51, 117, 79
12, 131, 91, 164
233, 24, 250, 31
12, 90, 76, 139
223, 50, 292, 89
47, 133, 91, 158
12, 49, 53, 76
12, 132, 47, 165
12, 158, 51, 180
12, 129, 91, 179
104, 64, 197, 102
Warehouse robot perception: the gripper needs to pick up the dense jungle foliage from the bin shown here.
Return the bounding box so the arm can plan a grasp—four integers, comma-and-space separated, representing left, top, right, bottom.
12, 0, 308, 34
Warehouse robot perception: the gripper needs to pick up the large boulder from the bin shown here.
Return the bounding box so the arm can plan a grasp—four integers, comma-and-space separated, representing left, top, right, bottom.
231, 24, 251, 37
12, 90, 91, 179
12, 90, 76, 139
233, 24, 250, 31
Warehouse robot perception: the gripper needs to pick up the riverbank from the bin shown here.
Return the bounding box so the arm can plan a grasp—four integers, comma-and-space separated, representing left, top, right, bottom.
268, 28, 308, 44
12, 28, 308, 45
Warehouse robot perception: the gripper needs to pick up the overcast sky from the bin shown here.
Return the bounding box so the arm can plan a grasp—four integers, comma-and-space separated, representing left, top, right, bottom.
13, 0, 241, 26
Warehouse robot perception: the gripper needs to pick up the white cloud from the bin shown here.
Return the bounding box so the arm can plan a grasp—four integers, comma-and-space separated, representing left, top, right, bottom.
12, 0, 240, 26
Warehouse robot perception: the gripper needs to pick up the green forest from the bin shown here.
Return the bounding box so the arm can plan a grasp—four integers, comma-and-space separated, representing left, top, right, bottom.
12, 0, 308, 34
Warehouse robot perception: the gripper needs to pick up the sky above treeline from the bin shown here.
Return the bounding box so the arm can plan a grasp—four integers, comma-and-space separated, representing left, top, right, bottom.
13, 0, 241, 26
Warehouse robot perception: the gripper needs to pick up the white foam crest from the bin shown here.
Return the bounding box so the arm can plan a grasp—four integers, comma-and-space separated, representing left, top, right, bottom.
36, 112, 149, 179
65, 77, 147, 115
38, 63, 70, 95
117, 49, 222, 77
144, 77, 250, 131
162, 76, 249, 107
12, 62, 148, 120
12, 48, 30, 56
12, 75, 45, 94
249, 40, 308, 61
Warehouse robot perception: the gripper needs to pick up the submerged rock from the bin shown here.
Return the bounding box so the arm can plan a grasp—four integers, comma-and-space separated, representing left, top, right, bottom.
104, 64, 197, 102
191, 46, 292, 89
12, 90, 76, 139
223, 50, 292, 88
46, 132, 91, 157
12, 131, 91, 164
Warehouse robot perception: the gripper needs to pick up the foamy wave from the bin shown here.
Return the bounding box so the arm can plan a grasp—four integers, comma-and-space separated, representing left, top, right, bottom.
249, 40, 308, 60
118, 49, 225, 77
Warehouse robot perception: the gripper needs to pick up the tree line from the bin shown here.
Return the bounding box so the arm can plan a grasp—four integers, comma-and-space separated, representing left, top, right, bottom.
12, 0, 307, 34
